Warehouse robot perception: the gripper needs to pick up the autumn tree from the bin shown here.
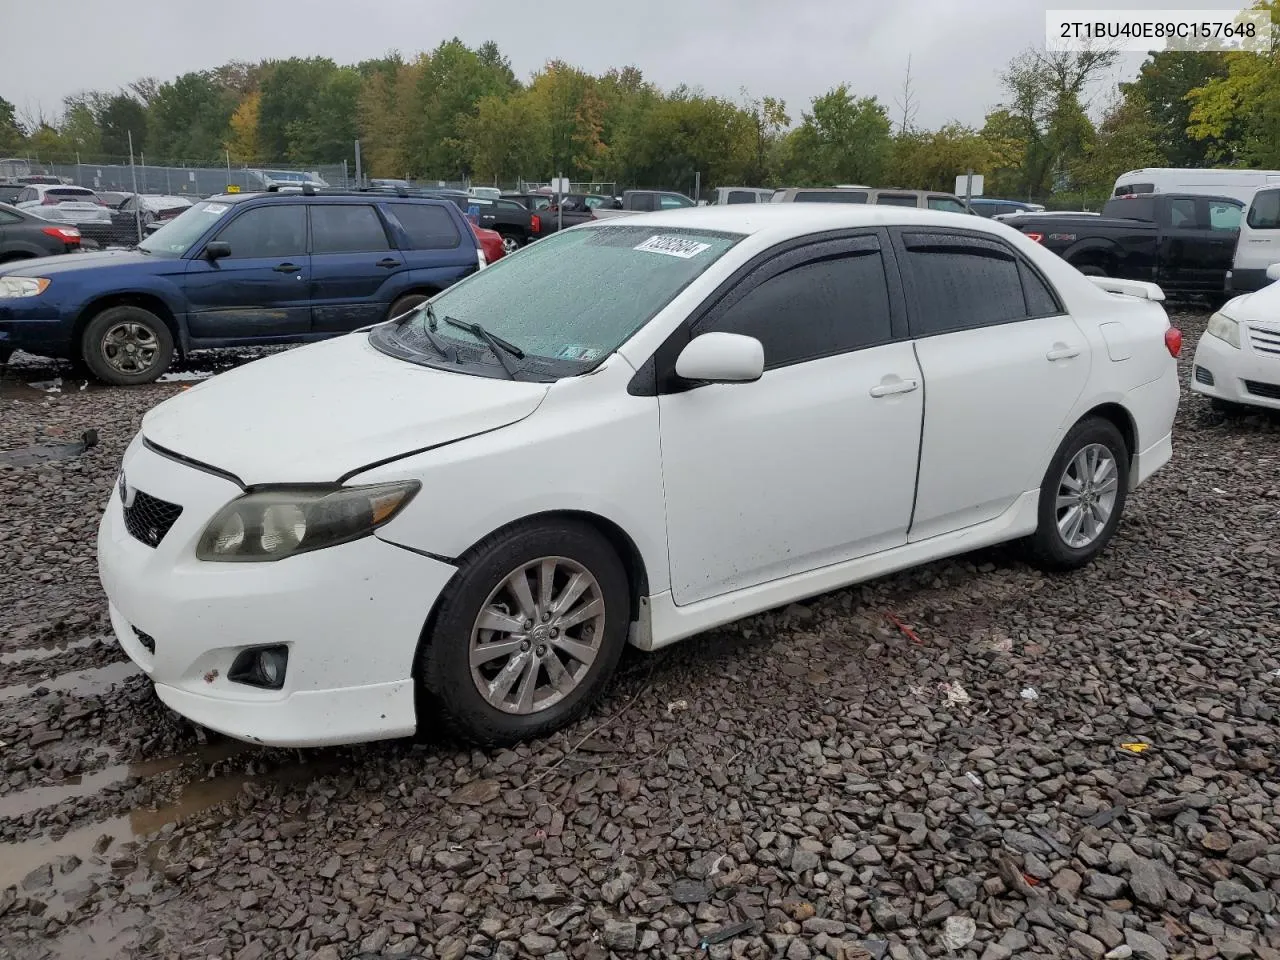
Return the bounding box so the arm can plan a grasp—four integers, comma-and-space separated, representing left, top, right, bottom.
226, 92, 262, 164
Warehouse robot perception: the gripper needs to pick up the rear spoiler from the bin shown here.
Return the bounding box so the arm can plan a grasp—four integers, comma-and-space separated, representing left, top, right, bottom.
1088, 276, 1165, 302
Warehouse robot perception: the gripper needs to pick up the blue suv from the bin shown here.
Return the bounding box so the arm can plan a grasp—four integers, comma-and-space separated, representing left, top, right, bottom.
0, 189, 484, 384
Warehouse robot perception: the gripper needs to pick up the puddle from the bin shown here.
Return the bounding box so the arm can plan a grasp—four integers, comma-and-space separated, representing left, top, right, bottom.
0, 661, 141, 704
0, 636, 102, 666
41, 909, 149, 960
0, 758, 328, 890
0, 429, 99, 468
0, 740, 251, 821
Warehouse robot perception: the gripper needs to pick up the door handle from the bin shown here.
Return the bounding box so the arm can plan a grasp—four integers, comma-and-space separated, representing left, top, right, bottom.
1046, 344, 1081, 361
377, 258, 401, 268
869, 378, 919, 398
273, 262, 300, 273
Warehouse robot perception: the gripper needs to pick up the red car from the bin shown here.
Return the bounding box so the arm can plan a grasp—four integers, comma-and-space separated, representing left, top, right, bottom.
469, 222, 506, 266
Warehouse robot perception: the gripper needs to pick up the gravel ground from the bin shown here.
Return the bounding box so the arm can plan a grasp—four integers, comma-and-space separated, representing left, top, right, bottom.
2, 310, 1279, 960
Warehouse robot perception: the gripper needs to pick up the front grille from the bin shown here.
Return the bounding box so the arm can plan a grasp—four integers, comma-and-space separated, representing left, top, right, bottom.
1244, 380, 1280, 401
133, 628, 156, 655
123, 490, 183, 548
1194, 365, 1215, 386
1250, 326, 1280, 356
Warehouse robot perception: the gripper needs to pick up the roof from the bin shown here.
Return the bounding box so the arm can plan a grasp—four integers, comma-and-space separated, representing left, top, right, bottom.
601, 203, 1008, 242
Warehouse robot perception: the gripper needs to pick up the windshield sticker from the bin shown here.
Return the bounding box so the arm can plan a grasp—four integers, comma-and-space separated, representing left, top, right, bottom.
203, 203, 229, 215
634, 235, 712, 259
556, 345, 601, 361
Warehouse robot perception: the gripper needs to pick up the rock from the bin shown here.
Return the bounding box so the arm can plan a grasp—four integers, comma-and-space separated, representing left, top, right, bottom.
1124, 930, 1167, 960
1104, 948, 1133, 960
317, 855, 341, 880
1128, 858, 1166, 908
941, 915, 976, 950
1052, 868, 1083, 897
602, 919, 637, 951
450, 778, 500, 805
520, 933, 557, 956
786, 942, 812, 960
533, 882, 566, 903
1227, 838, 1266, 863
854, 845, 882, 865
1003, 830, 1052, 855
21, 865, 52, 891
1084, 872, 1126, 899
601, 872, 634, 905
791, 849, 821, 874
869, 900, 907, 931
669, 878, 710, 903
980, 947, 1013, 960
437, 937, 468, 960
1069, 932, 1107, 958
830, 838, 858, 862
802, 918, 845, 936
1201, 831, 1232, 853
1213, 880, 1251, 905
943, 877, 978, 907
432, 851, 472, 872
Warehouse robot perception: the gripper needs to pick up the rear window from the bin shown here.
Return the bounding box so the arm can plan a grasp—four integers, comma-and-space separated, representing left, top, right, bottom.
875, 193, 920, 207
793, 191, 868, 203
1114, 182, 1155, 197
1247, 189, 1280, 229
1102, 198, 1156, 221
727, 191, 758, 204
47, 188, 96, 200
386, 202, 461, 249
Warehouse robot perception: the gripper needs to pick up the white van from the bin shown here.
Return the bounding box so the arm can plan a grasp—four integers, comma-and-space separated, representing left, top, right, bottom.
1228, 185, 1280, 294
1114, 168, 1280, 205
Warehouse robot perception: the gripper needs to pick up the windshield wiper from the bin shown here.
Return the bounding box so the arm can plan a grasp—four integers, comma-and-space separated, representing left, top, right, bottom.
405, 301, 455, 362
442, 316, 525, 379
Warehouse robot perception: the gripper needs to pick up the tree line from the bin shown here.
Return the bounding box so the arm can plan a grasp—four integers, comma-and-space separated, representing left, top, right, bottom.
0, 1, 1277, 204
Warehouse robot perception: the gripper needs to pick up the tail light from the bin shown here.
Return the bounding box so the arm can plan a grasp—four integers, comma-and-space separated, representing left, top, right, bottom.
530, 214, 541, 234
1165, 327, 1183, 358
41, 195, 60, 205
1025, 232, 1044, 243
96, 197, 108, 206
477, 247, 487, 270
42, 225, 80, 243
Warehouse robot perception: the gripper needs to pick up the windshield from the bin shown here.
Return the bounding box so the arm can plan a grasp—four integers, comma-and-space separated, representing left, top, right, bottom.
138, 200, 233, 255
373, 224, 742, 379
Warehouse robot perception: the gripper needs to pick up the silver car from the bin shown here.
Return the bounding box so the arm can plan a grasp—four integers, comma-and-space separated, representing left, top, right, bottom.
14, 184, 113, 228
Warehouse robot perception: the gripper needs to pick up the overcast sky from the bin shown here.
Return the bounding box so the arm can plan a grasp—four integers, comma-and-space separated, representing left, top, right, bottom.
0, 0, 1238, 129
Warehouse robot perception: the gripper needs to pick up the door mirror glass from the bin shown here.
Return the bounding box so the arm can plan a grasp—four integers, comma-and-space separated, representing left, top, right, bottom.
204, 240, 232, 261
675, 332, 764, 383
1266, 262, 1280, 282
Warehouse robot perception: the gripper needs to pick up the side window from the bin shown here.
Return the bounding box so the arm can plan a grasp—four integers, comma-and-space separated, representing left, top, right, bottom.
1167, 198, 1197, 229
1208, 200, 1242, 231
876, 193, 920, 207
928, 196, 968, 213
1247, 189, 1280, 229
631, 194, 655, 212
727, 191, 756, 204
660, 194, 693, 208
18, 188, 34, 203
1018, 261, 1063, 317
386, 203, 461, 250
311, 205, 390, 254
0, 209, 19, 224
901, 233, 1029, 335
214, 204, 307, 259
698, 237, 894, 369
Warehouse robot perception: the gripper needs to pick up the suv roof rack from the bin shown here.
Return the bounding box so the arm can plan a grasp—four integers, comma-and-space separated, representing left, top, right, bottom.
261, 184, 425, 199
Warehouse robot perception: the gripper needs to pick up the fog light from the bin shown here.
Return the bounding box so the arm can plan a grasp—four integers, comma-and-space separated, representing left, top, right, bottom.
229, 645, 289, 690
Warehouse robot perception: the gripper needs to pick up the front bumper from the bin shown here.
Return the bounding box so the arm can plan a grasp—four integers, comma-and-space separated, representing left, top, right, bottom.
0, 297, 73, 358
97, 437, 457, 747
1190, 327, 1280, 411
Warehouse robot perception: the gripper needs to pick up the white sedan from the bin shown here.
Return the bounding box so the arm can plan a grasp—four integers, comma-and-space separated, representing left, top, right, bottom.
97, 205, 1181, 747
1190, 264, 1280, 413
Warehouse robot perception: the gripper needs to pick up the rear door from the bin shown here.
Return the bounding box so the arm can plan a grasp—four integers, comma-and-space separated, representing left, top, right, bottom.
893, 229, 1091, 541
1156, 197, 1240, 293
183, 203, 311, 339
380, 201, 476, 291
308, 202, 401, 332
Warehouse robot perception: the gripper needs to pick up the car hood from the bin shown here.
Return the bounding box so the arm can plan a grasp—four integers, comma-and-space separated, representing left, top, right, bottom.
141, 333, 551, 485
1225, 283, 1280, 328
0, 249, 160, 277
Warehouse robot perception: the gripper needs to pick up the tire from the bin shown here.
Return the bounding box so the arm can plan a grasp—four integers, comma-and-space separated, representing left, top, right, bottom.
81, 305, 174, 385
420, 519, 631, 746
387, 293, 429, 322
1026, 417, 1130, 571
500, 233, 522, 255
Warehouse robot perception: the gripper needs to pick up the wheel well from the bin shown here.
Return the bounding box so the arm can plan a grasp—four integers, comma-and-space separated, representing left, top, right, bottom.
394, 286, 440, 302
0, 252, 36, 264
73, 294, 179, 360
411, 510, 651, 677
1081, 402, 1137, 465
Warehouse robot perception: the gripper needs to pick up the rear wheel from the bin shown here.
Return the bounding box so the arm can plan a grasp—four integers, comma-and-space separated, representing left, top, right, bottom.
420, 519, 630, 745
1075, 263, 1109, 278
81, 305, 174, 385
500, 233, 522, 255
1027, 417, 1129, 571
387, 293, 430, 322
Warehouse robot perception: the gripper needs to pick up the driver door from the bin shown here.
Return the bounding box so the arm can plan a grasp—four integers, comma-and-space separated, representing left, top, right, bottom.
657, 232, 924, 605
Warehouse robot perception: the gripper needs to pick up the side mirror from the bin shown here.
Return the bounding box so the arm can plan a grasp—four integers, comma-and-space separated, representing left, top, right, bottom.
674, 332, 764, 384
1266, 263, 1280, 283
204, 241, 231, 261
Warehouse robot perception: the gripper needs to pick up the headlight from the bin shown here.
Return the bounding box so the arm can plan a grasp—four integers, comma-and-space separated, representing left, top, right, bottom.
1205, 312, 1241, 349
196, 481, 420, 562
0, 277, 51, 298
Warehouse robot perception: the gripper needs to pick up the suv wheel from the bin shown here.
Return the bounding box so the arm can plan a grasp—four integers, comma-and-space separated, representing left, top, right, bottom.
81, 305, 174, 385
388, 294, 429, 321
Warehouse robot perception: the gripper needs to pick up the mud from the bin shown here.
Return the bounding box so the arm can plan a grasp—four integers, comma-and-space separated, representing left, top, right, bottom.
0, 660, 141, 704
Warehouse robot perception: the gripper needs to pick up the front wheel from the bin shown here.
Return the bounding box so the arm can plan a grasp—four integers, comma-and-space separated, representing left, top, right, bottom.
387, 293, 429, 321
500, 234, 522, 255
1026, 417, 1130, 571
81, 305, 174, 385
420, 520, 630, 745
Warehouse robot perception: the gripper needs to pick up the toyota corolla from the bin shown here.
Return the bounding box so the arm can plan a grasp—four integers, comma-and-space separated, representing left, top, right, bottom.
98, 206, 1181, 747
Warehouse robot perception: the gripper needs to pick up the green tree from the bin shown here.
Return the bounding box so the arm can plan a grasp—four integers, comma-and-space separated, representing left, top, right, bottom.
1072, 92, 1163, 197
257, 57, 339, 161
286, 67, 361, 163
1122, 51, 1229, 166
98, 94, 148, 157
889, 123, 994, 192
410, 40, 520, 177
59, 95, 102, 157
464, 91, 551, 182
780, 85, 891, 186
148, 71, 237, 162
0, 96, 23, 153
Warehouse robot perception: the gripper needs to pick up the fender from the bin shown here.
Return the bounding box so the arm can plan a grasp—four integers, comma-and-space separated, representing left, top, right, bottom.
0, 243, 55, 260
70, 274, 192, 350
1061, 236, 1124, 264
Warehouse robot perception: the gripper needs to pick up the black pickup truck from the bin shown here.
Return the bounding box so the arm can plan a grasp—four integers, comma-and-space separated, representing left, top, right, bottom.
423, 191, 540, 254
503, 193, 605, 236
1001, 193, 1244, 304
